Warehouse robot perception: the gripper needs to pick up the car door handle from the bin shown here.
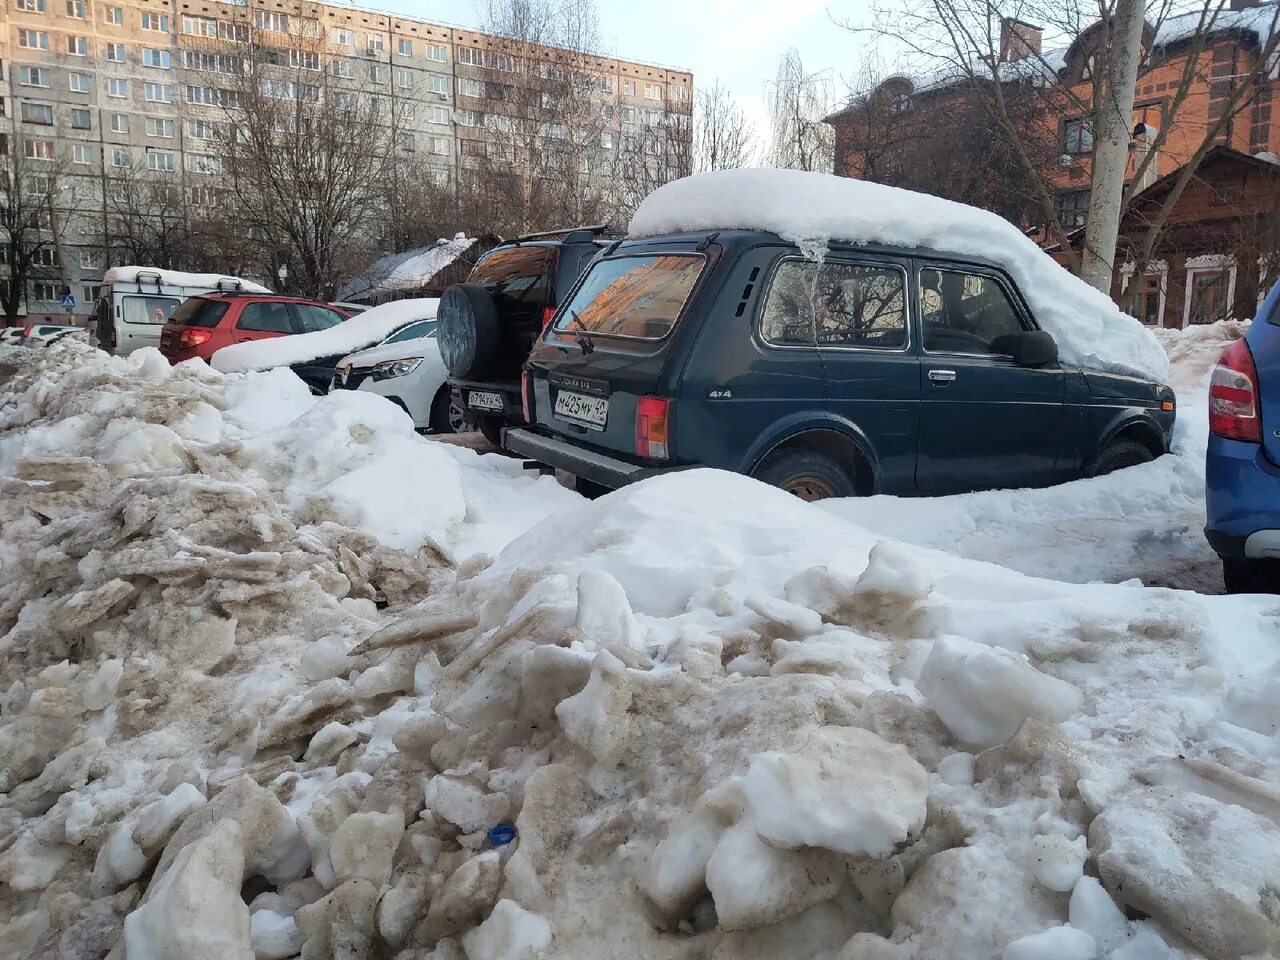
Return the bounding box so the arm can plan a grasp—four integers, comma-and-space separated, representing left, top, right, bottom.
928, 369, 957, 384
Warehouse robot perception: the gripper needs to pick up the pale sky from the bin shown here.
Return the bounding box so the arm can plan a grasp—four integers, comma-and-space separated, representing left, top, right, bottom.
370, 0, 881, 151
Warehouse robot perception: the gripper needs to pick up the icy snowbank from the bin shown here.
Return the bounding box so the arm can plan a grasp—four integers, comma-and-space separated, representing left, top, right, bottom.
629, 169, 1169, 381
4, 336, 1280, 960
211, 297, 439, 374
103, 264, 272, 294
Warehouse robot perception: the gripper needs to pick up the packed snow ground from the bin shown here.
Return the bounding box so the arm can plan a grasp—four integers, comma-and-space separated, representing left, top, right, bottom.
2, 324, 1277, 960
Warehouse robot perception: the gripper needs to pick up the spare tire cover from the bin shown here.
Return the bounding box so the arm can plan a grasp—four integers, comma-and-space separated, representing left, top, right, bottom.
438, 283, 501, 380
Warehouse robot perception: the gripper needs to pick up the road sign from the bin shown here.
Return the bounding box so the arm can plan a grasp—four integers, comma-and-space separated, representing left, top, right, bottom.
60, 294, 76, 311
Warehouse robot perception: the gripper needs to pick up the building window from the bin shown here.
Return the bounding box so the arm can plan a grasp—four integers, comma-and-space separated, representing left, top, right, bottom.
621, 106, 636, 124
72, 143, 93, 164
1063, 117, 1093, 155
601, 130, 614, 149
458, 77, 484, 98
220, 21, 248, 42
398, 69, 414, 89
189, 185, 219, 206
105, 42, 126, 62
456, 45, 479, 65
19, 66, 51, 88
187, 118, 219, 139
1134, 272, 1163, 325
369, 64, 388, 84
427, 73, 449, 95
34, 283, 60, 303
368, 34, 384, 53
183, 15, 218, 37
623, 79, 636, 96
429, 135, 450, 155
1189, 269, 1230, 325
15, 0, 46, 11
20, 102, 54, 126
331, 59, 354, 79
69, 72, 90, 93
110, 113, 128, 133
460, 139, 485, 158
25, 138, 55, 160
399, 133, 415, 153
253, 11, 288, 33
144, 82, 173, 103
398, 38, 412, 56
111, 147, 131, 166
67, 35, 88, 56
147, 117, 174, 137
602, 75, 615, 94
147, 150, 175, 172
1055, 189, 1089, 228
290, 50, 320, 70
890, 92, 913, 115
188, 154, 221, 175
426, 105, 448, 125
143, 48, 171, 69
103, 5, 122, 25
455, 109, 481, 126
331, 28, 353, 45
18, 30, 50, 50
645, 82, 662, 100
140, 12, 169, 31
672, 84, 688, 102
70, 108, 91, 129
426, 43, 447, 62
84, 285, 103, 303
107, 78, 128, 98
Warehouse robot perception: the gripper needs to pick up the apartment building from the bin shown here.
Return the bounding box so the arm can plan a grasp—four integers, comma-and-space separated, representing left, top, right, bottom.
0, 0, 693, 317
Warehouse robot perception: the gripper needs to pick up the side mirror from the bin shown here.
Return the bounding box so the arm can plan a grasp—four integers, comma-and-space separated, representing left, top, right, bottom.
992, 330, 1058, 367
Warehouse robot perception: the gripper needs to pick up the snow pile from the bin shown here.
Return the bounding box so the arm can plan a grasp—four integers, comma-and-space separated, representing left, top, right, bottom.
211, 298, 440, 374
629, 169, 1169, 380
103, 265, 272, 294
5, 336, 1280, 960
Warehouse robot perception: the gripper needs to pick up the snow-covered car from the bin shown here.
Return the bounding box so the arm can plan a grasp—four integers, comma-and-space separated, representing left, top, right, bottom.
20, 324, 86, 347
330, 318, 461, 433
0, 327, 26, 345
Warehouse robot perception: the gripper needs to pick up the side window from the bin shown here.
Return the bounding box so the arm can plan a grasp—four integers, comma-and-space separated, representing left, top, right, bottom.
295, 304, 343, 332
237, 301, 294, 333
760, 259, 907, 349
920, 268, 1027, 355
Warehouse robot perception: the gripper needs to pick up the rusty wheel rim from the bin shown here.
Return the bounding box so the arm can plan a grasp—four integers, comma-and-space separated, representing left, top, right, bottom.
782, 475, 836, 502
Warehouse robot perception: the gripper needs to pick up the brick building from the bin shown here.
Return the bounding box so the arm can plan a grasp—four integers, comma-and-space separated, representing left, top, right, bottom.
0, 0, 692, 318
825, 1, 1280, 327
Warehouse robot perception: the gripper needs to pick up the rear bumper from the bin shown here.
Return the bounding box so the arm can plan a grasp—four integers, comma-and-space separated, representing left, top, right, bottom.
503, 427, 687, 489
1205, 436, 1280, 560
449, 378, 521, 422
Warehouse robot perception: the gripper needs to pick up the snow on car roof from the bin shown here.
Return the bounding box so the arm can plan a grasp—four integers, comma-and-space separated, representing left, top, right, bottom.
103, 265, 272, 294
210, 297, 440, 374
628, 169, 1169, 381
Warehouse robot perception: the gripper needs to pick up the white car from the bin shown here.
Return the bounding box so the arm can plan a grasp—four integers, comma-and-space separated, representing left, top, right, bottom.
330, 319, 463, 433
20, 324, 86, 346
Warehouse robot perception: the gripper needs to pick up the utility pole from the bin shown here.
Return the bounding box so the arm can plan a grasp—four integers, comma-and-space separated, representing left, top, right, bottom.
1081, 0, 1146, 293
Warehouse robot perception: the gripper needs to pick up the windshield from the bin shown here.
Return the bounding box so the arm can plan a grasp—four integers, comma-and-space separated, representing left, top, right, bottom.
122, 295, 181, 325
384, 320, 436, 344
552, 254, 704, 340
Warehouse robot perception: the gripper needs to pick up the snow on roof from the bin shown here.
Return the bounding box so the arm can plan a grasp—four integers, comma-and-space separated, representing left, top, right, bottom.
628, 169, 1169, 381
210, 297, 439, 373
103, 265, 272, 294
336, 235, 477, 303
1154, 3, 1279, 49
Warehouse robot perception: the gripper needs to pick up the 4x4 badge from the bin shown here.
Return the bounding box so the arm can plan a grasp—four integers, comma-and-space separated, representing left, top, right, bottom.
708, 389, 732, 400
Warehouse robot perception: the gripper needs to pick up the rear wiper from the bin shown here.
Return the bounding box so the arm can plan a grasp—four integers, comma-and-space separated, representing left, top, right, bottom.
565, 310, 594, 354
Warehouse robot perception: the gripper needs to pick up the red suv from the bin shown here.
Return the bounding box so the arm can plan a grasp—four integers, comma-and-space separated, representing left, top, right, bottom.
160, 293, 349, 364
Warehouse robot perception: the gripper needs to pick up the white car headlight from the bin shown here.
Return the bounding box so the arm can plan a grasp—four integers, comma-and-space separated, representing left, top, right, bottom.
372, 357, 423, 380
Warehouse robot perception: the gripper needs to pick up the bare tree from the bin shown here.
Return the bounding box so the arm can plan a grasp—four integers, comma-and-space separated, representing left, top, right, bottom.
614, 111, 693, 218
767, 49, 834, 172
693, 80, 758, 173
101, 167, 198, 270
0, 133, 78, 325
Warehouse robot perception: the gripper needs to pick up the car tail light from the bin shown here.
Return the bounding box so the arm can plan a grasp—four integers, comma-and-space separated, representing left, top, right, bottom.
178, 328, 214, 350
541, 307, 556, 330
635, 396, 670, 459
1209, 339, 1261, 442
521, 371, 532, 423
23, 325, 33, 339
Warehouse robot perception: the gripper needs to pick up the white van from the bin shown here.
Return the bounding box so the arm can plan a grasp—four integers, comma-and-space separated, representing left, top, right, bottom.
94, 266, 270, 355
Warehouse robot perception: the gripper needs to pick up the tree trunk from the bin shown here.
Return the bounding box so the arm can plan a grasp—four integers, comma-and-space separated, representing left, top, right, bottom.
1080, 0, 1146, 292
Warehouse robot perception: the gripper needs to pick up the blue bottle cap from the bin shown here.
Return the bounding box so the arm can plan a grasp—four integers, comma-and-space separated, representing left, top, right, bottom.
488, 824, 517, 846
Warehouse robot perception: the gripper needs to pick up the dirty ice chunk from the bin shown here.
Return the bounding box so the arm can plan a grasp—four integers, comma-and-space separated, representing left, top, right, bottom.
740, 726, 929, 857
461, 899, 552, 960
424, 774, 510, 834
705, 821, 842, 931
1030, 834, 1086, 893
328, 811, 404, 888
575, 569, 643, 651
1068, 877, 1128, 952
249, 910, 303, 960
852, 540, 933, 623
82, 658, 124, 711
918, 637, 1082, 750
554, 649, 632, 765
1002, 925, 1097, 960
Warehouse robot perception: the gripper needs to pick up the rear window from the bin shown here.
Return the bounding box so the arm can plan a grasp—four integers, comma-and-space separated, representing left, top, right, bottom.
469, 245, 556, 310
385, 320, 436, 343
169, 297, 230, 329
122, 295, 181, 325
552, 254, 704, 340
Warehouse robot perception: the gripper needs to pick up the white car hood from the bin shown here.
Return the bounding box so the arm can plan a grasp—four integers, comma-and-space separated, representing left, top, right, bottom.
337, 335, 440, 370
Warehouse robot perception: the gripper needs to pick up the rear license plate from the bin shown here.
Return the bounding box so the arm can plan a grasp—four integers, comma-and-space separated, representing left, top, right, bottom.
554, 390, 608, 429
468, 390, 504, 412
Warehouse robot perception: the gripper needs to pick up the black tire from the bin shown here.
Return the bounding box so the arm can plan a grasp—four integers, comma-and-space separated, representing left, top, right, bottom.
430, 386, 464, 434
1223, 559, 1280, 595
437, 283, 501, 380
478, 418, 504, 447
753, 447, 856, 502
1090, 439, 1154, 477
574, 477, 612, 499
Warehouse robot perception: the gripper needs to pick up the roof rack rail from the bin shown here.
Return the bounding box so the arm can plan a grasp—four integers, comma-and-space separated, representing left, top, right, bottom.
516, 224, 609, 242
214, 278, 245, 292
135, 269, 164, 292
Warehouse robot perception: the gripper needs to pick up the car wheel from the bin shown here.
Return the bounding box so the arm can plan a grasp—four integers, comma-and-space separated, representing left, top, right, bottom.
754, 448, 856, 502
1090, 439, 1154, 477
430, 387, 464, 434
478, 418, 504, 447
1223, 559, 1280, 595
437, 283, 501, 380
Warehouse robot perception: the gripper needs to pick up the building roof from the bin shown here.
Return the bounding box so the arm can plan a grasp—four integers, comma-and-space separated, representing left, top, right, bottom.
336, 235, 479, 303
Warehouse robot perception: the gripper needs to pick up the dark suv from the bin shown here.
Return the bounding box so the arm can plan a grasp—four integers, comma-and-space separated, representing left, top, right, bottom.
504, 231, 1176, 500
438, 227, 607, 444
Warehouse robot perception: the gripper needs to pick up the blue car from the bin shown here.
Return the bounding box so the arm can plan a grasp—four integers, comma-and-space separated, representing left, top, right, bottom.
1206, 279, 1280, 593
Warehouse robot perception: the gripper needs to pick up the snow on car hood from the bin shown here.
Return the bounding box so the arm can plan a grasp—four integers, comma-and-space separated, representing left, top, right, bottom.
211, 298, 439, 373
628, 169, 1169, 382
337, 330, 441, 371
